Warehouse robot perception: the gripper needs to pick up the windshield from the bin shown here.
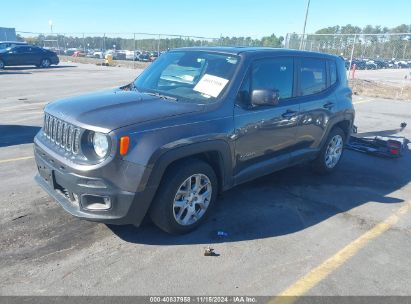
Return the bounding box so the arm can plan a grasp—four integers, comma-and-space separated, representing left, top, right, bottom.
133, 51, 239, 103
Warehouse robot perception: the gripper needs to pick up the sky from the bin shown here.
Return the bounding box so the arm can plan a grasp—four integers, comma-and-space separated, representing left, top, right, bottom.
2, 0, 411, 38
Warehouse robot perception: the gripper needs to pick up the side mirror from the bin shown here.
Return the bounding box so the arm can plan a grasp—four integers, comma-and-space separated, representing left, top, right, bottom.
251, 89, 280, 107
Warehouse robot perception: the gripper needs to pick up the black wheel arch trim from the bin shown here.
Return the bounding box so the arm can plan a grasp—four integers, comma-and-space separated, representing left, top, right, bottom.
126, 139, 233, 226
145, 139, 234, 193
320, 113, 354, 149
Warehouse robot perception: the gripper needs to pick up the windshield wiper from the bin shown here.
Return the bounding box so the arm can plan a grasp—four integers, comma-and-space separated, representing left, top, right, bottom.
143, 91, 178, 101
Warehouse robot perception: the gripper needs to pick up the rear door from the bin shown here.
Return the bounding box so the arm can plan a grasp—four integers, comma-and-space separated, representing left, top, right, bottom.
11, 46, 31, 65
233, 56, 300, 183
292, 57, 338, 162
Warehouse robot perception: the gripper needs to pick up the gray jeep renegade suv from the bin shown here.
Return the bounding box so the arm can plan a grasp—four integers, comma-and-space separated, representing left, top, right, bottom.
34, 47, 354, 234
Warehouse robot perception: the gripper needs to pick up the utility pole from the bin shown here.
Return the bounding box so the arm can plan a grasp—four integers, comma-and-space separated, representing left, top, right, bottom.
299, 0, 311, 50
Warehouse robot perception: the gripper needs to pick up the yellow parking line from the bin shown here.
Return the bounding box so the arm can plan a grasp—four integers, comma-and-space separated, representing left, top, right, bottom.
269, 201, 411, 304
0, 156, 34, 164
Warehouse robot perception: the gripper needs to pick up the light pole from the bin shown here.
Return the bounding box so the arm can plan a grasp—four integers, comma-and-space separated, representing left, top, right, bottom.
49, 20, 53, 34
299, 0, 311, 50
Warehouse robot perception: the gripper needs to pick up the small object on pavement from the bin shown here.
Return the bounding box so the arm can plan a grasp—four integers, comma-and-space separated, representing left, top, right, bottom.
204, 246, 217, 256
400, 122, 407, 130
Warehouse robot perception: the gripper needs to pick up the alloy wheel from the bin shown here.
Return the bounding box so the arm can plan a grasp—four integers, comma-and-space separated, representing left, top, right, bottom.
172, 173, 212, 226
324, 134, 343, 168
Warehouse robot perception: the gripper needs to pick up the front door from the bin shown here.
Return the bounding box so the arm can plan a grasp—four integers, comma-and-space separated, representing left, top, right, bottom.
233, 57, 300, 184
7, 46, 29, 66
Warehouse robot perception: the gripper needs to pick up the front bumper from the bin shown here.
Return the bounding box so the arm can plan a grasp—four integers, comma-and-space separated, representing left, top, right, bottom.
34, 137, 154, 226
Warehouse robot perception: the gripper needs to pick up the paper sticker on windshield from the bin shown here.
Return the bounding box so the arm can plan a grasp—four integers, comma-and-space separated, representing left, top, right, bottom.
193, 74, 229, 98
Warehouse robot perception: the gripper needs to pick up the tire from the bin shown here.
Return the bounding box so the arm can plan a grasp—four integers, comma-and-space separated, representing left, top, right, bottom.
0, 60, 4, 69
312, 127, 346, 175
39, 58, 51, 68
149, 159, 218, 234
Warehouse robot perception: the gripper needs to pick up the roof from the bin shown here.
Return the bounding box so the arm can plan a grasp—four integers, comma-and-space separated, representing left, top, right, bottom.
0, 41, 27, 44
172, 46, 339, 59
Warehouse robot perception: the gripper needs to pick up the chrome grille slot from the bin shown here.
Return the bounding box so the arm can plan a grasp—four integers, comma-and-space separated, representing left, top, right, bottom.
56, 120, 62, 144
72, 128, 80, 154
61, 123, 67, 148
66, 125, 72, 151
52, 117, 57, 142
42, 113, 81, 155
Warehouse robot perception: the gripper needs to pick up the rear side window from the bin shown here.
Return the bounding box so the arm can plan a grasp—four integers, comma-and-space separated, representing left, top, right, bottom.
30, 47, 42, 53
299, 58, 326, 96
329, 60, 337, 85
251, 57, 294, 99
14, 46, 29, 53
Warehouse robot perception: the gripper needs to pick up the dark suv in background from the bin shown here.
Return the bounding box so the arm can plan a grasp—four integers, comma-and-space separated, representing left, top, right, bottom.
0, 44, 59, 69
34, 47, 354, 234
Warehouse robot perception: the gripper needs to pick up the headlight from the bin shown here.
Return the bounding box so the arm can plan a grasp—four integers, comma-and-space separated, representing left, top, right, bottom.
92, 132, 109, 158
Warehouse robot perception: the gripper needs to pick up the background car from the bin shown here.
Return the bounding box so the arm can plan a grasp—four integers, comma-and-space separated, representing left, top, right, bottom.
0, 45, 59, 69
137, 52, 151, 62
149, 51, 159, 61
374, 59, 389, 69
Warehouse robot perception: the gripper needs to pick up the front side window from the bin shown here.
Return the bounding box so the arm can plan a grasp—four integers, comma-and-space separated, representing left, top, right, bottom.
237, 57, 294, 107
133, 51, 239, 103
299, 58, 327, 96
252, 58, 294, 99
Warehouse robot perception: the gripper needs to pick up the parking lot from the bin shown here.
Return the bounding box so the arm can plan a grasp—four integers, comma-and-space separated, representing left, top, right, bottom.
0, 63, 410, 297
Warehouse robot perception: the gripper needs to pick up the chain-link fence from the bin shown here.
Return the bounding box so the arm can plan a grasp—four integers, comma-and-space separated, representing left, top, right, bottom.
286, 32, 411, 100
15, 31, 285, 68
286, 32, 411, 69
15, 31, 227, 68
17, 32, 221, 54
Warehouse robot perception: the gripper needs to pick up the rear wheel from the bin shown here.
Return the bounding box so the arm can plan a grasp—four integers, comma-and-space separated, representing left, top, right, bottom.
312, 127, 345, 174
149, 159, 218, 234
39, 58, 51, 68
0, 60, 4, 69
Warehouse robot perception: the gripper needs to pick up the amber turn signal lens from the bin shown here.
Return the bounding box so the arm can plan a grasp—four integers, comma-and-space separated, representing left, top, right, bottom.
119, 136, 130, 156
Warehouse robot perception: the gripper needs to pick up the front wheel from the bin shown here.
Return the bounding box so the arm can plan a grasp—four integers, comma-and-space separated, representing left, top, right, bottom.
0, 60, 4, 69
39, 58, 51, 68
149, 159, 218, 234
312, 127, 345, 174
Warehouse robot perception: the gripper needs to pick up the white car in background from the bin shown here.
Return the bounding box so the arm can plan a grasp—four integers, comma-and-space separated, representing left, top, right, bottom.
125, 50, 142, 61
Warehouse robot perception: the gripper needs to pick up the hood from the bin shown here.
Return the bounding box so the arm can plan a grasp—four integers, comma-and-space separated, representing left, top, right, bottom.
45, 89, 204, 133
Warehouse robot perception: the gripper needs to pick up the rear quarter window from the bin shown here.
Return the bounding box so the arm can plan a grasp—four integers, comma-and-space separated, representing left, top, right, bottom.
329, 60, 337, 85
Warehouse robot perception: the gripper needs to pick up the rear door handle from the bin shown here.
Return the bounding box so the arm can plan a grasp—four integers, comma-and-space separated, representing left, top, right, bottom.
323, 102, 335, 109
282, 110, 298, 119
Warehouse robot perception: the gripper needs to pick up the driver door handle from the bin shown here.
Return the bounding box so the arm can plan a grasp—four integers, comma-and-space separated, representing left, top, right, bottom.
323, 102, 335, 109
282, 110, 298, 119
